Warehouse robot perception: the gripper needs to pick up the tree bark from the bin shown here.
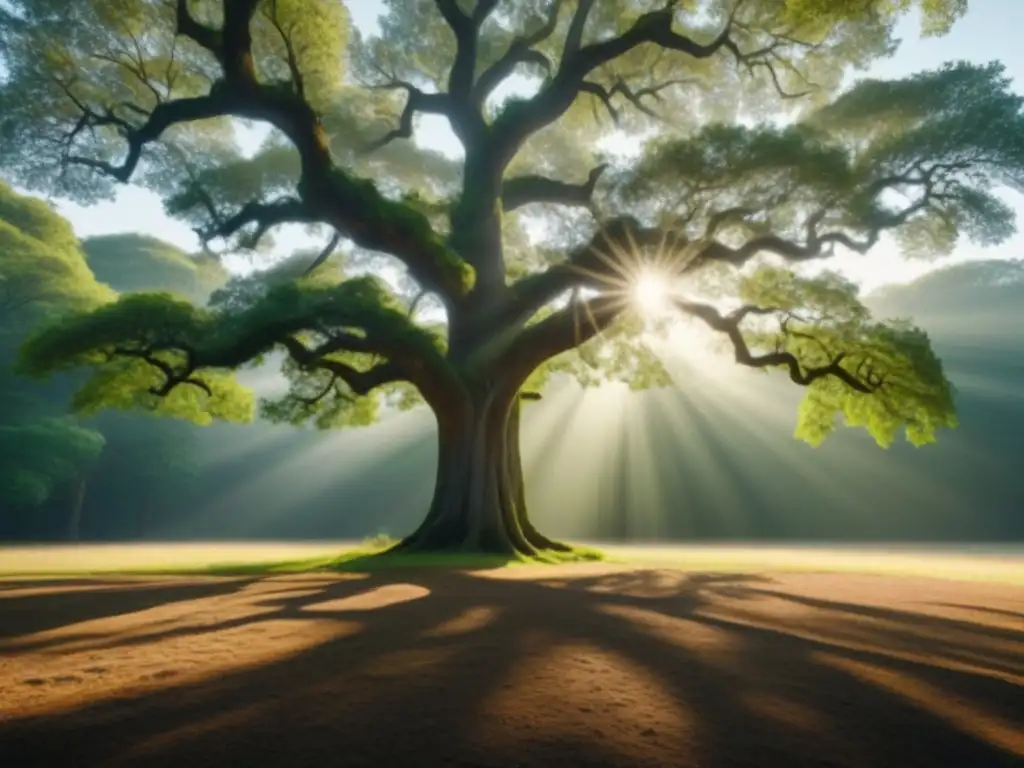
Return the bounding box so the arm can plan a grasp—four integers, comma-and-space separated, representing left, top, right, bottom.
396, 386, 571, 556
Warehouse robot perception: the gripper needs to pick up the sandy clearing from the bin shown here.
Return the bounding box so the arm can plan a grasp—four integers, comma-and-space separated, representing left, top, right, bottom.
0, 564, 1021, 767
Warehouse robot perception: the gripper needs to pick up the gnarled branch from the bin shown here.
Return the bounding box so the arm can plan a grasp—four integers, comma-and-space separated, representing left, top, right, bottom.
111, 344, 212, 397
490, 7, 735, 167
362, 78, 461, 152
472, 0, 564, 105
674, 300, 884, 394
196, 197, 315, 249
486, 3, 820, 172
56, 0, 471, 303
580, 77, 697, 124
505, 157, 948, 330
279, 336, 405, 397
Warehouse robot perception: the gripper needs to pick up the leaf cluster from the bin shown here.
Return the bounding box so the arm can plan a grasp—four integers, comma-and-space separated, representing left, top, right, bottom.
739, 266, 957, 446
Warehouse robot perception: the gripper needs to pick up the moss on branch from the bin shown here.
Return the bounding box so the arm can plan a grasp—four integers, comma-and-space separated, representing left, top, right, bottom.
17, 276, 452, 427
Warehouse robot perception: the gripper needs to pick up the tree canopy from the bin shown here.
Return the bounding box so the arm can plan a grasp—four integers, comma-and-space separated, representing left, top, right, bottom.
1, 0, 1018, 552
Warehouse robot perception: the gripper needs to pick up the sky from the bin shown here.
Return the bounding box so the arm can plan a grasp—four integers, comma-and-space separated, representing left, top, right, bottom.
51, 0, 1024, 294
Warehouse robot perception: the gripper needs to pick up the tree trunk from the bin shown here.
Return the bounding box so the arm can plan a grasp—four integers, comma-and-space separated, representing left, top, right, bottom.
396, 387, 572, 556
67, 475, 86, 542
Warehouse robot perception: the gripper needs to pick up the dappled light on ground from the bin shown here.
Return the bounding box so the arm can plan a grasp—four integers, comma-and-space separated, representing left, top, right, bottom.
818, 652, 1024, 758
0, 564, 1021, 767
303, 583, 429, 613
0, 575, 363, 718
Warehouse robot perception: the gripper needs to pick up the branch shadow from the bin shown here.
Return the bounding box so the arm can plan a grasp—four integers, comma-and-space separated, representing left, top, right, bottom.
0, 577, 255, 640
0, 567, 1020, 768
932, 602, 1024, 622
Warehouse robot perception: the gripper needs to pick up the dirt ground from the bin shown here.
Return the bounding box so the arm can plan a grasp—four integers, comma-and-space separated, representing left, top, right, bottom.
0, 564, 1021, 767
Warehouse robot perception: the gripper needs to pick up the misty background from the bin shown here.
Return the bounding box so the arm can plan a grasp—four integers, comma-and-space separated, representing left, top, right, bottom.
1, 186, 1021, 544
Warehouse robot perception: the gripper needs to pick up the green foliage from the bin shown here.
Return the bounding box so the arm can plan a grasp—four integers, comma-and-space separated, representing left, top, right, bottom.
71, 358, 255, 426
739, 267, 957, 447
17, 292, 254, 425
259, 355, 380, 429
0, 180, 79, 252
0, 182, 111, 509
784, 0, 967, 37
614, 61, 1024, 263
0, 182, 115, 335
250, 0, 351, 108
17, 267, 447, 430
0, 0, 349, 200
0, 417, 104, 506
209, 275, 448, 365
793, 323, 957, 447
17, 293, 213, 376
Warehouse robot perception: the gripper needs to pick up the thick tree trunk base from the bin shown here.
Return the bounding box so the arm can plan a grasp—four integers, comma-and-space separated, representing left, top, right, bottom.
392, 513, 574, 558
392, 394, 575, 559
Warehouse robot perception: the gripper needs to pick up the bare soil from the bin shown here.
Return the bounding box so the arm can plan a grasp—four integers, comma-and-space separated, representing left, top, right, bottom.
0, 564, 1021, 767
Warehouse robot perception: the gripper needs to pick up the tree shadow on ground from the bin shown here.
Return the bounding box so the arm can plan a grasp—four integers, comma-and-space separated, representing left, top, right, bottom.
932, 602, 1024, 622
0, 567, 1021, 768
0, 577, 254, 640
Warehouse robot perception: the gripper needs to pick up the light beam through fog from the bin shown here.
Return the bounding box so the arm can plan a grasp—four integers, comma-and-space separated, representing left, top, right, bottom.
145, 264, 1024, 545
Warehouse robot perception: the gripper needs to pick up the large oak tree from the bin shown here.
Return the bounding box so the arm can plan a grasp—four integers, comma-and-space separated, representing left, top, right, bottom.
2, 0, 1021, 555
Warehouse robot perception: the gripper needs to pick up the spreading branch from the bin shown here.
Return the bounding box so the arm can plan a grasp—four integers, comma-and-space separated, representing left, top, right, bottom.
580, 78, 696, 124
62, 94, 227, 182
675, 300, 884, 394
564, 0, 595, 55
488, 3, 794, 169
432, 0, 498, 142
499, 155, 944, 350
55, 0, 470, 302
279, 336, 405, 397
688, 192, 934, 272
501, 163, 608, 211
362, 78, 462, 152
111, 345, 212, 397
195, 197, 315, 249
471, 0, 564, 105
